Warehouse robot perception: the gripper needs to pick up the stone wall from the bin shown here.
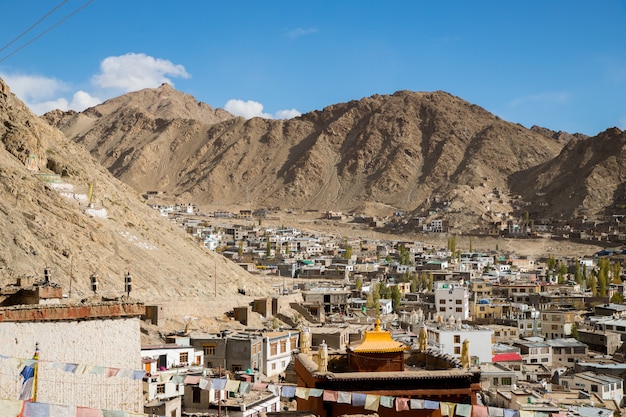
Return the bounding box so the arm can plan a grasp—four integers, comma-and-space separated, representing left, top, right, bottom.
0, 316, 143, 412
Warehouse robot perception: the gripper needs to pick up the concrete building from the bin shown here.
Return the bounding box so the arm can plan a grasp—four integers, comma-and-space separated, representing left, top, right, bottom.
182, 380, 280, 417
434, 282, 469, 320
480, 362, 518, 392
541, 309, 580, 339
559, 372, 623, 405
512, 340, 552, 366
262, 330, 299, 379
426, 322, 494, 363
508, 305, 542, 337
483, 324, 519, 344
309, 327, 351, 350
545, 338, 588, 367
470, 279, 493, 299
302, 288, 351, 314
577, 329, 622, 355
143, 369, 184, 417
190, 332, 263, 374
141, 343, 200, 373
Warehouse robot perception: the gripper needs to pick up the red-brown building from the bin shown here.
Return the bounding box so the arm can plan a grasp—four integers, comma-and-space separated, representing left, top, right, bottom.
294, 320, 481, 417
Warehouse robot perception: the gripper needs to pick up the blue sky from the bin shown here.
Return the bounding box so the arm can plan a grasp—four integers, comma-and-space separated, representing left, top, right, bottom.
1, 1, 625, 136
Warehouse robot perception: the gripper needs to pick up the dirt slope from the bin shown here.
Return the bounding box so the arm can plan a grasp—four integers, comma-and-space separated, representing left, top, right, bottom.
0, 77, 272, 313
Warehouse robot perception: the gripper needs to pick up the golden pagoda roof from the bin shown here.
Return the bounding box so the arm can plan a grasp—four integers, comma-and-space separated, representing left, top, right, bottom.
350, 319, 408, 353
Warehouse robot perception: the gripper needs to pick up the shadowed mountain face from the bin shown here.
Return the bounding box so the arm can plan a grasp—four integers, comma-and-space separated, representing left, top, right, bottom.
0, 77, 270, 302
45, 85, 587, 228
509, 127, 626, 220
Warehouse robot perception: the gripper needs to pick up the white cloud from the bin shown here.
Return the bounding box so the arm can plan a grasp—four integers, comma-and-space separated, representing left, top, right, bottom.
15, 90, 101, 115
1, 73, 68, 102
27, 98, 70, 115
1, 52, 189, 115
225, 99, 301, 120
71, 90, 101, 110
275, 109, 301, 119
0, 72, 103, 115
508, 92, 571, 108
225, 99, 273, 119
92, 53, 190, 93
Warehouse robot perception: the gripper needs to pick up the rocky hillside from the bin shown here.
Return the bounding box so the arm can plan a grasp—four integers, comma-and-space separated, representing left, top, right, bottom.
0, 77, 271, 311
44, 86, 572, 229
510, 127, 626, 220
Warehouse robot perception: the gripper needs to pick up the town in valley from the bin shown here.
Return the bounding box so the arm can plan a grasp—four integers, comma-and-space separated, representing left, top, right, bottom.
3, 201, 626, 417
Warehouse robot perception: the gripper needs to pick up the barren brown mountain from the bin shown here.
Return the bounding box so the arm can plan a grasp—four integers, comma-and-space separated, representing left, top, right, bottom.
0, 78, 272, 323
45, 84, 574, 230
510, 126, 626, 220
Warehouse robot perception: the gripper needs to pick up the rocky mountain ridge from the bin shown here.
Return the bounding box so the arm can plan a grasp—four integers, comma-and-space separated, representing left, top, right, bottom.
43, 84, 611, 230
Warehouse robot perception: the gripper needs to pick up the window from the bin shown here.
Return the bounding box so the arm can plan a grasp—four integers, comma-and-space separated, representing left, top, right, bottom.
291, 337, 298, 350
231, 364, 242, 372
454, 347, 461, 354
591, 385, 598, 393
157, 384, 165, 394
439, 307, 446, 312
203, 344, 216, 356
271, 363, 276, 370
280, 340, 287, 353
439, 299, 446, 304
501, 377, 512, 386
456, 307, 462, 312
480, 306, 485, 311
541, 358, 548, 362
454, 335, 461, 344
495, 331, 501, 337
551, 325, 558, 330
180, 352, 188, 364
493, 377, 499, 386
270, 342, 278, 356
456, 300, 462, 304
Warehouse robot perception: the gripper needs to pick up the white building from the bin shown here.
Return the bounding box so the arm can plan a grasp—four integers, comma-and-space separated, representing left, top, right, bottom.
435, 282, 470, 320
426, 323, 494, 364
379, 299, 393, 315
0, 302, 145, 413
262, 330, 299, 378
563, 372, 623, 404
141, 343, 200, 374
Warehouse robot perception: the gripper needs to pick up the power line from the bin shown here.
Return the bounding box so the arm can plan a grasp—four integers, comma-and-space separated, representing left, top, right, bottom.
0, 0, 69, 54
0, 0, 94, 64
